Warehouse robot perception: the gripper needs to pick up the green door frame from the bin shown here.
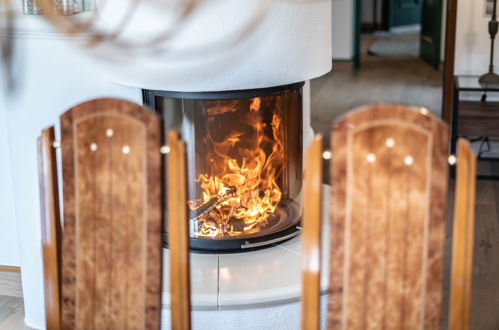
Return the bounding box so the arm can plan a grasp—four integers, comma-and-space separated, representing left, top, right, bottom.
353, 0, 362, 69
420, 0, 443, 69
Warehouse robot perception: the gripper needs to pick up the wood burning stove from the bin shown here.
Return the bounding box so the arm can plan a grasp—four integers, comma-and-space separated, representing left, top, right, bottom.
143, 82, 303, 252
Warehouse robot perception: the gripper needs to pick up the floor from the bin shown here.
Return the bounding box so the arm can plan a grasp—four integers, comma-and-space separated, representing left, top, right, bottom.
311, 35, 442, 145
368, 31, 420, 57
0, 271, 30, 330
2, 35, 499, 329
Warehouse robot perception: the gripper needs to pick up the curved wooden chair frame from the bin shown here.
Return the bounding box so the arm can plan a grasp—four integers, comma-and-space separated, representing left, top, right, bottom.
166, 131, 191, 330
38, 127, 62, 330
301, 135, 324, 330
448, 138, 476, 330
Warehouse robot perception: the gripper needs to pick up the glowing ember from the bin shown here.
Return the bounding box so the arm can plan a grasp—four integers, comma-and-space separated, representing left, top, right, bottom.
189, 97, 285, 237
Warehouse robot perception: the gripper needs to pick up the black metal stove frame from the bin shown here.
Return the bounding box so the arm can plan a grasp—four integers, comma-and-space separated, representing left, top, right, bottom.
142, 82, 304, 253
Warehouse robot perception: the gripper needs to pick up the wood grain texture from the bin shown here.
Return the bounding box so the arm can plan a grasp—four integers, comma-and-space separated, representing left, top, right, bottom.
301, 136, 323, 330
60, 98, 162, 330
329, 104, 449, 330
469, 163, 499, 329
457, 101, 499, 137
448, 139, 476, 330
167, 131, 191, 330
37, 126, 62, 330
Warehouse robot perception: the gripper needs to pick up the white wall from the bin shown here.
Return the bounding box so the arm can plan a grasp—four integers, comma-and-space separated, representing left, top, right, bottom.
454, 0, 494, 75
3, 19, 142, 328
0, 86, 20, 267
332, 0, 355, 60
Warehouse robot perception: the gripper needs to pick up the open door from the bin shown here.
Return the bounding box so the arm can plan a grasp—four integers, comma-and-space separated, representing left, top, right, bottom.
420, 0, 443, 69
389, 0, 422, 27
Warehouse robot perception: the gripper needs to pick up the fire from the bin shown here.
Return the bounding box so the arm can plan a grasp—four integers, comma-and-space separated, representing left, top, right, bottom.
189, 97, 285, 237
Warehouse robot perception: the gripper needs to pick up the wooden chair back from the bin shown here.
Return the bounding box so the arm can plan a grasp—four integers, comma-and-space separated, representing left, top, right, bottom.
38, 126, 62, 330
329, 104, 450, 329
166, 131, 191, 330
301, 136, 324, 330
448, 138, 477, 330
57, 98, 163, 329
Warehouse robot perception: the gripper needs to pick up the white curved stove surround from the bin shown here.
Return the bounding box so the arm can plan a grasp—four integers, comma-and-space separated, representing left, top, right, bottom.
160, 185, 331, 329
89, 0, 332, 91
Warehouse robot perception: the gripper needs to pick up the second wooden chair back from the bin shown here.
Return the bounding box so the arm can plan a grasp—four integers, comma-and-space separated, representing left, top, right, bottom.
299, 104, 476, 330
328, 104, 450, 329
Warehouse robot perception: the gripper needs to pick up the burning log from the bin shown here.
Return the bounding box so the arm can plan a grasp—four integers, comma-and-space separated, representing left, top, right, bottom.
190, 186, 237, 222
228, 216, 245, 232
190, 178, 278, 237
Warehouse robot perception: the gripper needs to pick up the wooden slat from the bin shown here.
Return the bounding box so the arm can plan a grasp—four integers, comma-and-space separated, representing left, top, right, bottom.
37, 126, 62, 330
448, 138, 477, 330
167, 131, 191, 330
301, 136, 323, 330
329, 104, 449, 330
60, 98, 162, 330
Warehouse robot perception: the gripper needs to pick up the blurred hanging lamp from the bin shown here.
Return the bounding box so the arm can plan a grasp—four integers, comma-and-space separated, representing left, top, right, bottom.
23, 0, 92, 15
480, 0, 499, 85
0, 0, 16, 92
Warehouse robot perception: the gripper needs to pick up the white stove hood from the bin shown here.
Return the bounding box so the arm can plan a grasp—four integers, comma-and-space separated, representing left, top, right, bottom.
91, 0, 332, 91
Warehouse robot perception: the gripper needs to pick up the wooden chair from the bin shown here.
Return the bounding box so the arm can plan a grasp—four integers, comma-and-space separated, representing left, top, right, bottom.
300, 104, 477, 330
301, 135, 324, 330
166, 131, 191, 330
448, 138, 476, 330
38, 98, 163, 330
329, 104, 450, 329
38, 127, 62, 330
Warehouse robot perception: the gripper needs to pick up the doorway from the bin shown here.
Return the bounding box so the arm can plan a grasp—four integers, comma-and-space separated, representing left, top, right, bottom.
356, 0, 443, 69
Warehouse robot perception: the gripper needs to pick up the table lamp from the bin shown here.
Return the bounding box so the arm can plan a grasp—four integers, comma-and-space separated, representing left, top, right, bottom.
480, 0, 499, 85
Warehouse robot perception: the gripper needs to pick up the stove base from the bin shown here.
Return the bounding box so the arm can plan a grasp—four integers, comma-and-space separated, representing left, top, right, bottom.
163, 223, 302, 254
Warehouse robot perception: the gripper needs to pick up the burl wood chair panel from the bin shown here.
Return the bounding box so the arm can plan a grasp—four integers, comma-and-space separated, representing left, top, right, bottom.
60, 98, 162, 330
329, 104, 449, 330
38, 127, 62, 330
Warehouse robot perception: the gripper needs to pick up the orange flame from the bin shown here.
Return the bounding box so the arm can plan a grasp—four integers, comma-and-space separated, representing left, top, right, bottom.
190, 97, 285, 237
